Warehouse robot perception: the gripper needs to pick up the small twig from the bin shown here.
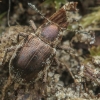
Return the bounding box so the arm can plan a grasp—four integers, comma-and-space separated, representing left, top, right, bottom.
7, 0, 11, 27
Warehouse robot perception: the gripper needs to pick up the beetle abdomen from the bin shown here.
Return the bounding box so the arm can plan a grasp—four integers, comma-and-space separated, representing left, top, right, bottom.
13, 37, 53, 81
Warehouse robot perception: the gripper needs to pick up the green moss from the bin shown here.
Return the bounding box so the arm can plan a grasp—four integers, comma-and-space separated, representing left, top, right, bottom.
0, 12, 6, 20
80, 7, 100, 28
44, 0, 66, 9
0, 12, 7, 34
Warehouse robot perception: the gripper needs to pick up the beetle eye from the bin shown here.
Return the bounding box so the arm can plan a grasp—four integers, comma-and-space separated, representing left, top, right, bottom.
41, 25, 59, 41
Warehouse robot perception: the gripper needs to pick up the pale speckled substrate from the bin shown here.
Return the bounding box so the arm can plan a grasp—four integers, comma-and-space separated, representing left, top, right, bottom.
15, 59, 100, 100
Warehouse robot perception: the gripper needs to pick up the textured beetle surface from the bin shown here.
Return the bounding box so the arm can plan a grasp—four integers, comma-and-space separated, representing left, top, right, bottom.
13, 36, 54, 82
8, 3, 71, 83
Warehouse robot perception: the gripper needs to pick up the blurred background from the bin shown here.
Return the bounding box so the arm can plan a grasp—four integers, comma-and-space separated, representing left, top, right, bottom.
0, 0, 100, 33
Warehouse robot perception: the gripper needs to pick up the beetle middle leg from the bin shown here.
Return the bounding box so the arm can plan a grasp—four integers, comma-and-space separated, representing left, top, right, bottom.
17, 33, 28, 43
1, 76, 12, 100
54, 57, 77, 84
57, 45, 81, 66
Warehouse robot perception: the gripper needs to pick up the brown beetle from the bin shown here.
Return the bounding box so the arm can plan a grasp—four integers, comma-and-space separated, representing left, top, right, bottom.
8, 2, 78, 83
1, 2, 78, 100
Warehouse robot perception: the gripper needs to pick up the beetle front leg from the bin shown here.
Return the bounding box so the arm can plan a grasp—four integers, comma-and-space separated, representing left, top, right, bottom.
43, 62, 51, 82
57, 45, 73, 53
17, 33, 28, 43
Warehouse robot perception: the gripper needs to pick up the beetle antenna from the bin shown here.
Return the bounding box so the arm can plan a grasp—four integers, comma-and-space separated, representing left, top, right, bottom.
28, 3, 51, 23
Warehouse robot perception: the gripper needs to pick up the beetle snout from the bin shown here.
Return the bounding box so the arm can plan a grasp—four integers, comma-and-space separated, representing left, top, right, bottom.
41, 25, 59, 41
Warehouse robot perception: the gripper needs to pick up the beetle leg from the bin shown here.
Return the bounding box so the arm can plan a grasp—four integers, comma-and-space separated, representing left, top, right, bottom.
54, 57, 77, 84
2, 46, 22, 98
9, 44, 24, 77
57, 45, 74, 53
17, 33, 28, 43
2, 44, 23, 100
29, 20, 37, 32
43, 63, 51, 82
2, 47, 16, 66
1, 76, 12, 100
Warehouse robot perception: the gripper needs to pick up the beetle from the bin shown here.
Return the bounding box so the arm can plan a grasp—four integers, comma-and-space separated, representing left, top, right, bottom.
1, 2, 78, 100
3, 2, 77, 84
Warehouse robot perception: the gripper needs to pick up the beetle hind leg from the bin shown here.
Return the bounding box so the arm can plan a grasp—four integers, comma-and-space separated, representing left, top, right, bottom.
54, 57, 77, 84
1, 76, 13, 100
1, 47, 16, 67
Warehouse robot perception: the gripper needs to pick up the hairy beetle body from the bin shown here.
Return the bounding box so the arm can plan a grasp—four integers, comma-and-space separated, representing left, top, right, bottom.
12, 36, 54, 82
7, 2, 77, 83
